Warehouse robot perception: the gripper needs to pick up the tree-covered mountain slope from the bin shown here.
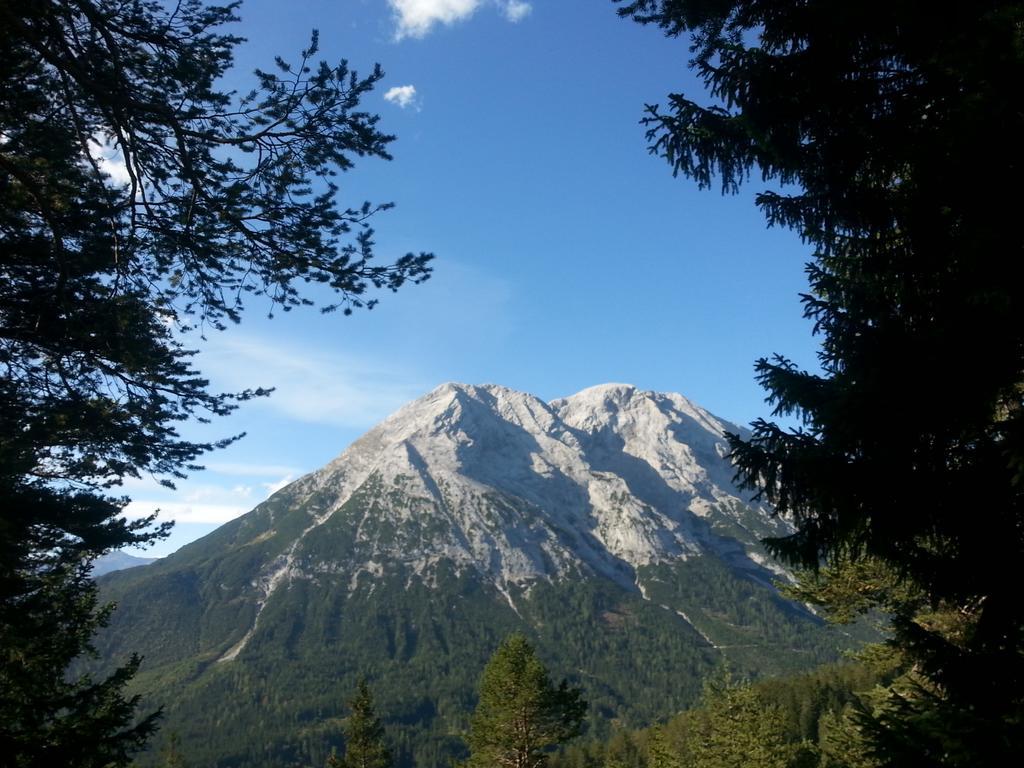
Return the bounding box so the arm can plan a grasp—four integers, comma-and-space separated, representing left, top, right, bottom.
98, 383, 862, 767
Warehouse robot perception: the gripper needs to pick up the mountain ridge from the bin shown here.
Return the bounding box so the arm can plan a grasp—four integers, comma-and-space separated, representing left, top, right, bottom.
91, 551, 158, 577
97, 382, 856, 768
211, 381, 786, 661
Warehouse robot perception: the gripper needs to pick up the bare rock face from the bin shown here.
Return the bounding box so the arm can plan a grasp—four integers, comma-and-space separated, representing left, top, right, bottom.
233, 383, 790, 632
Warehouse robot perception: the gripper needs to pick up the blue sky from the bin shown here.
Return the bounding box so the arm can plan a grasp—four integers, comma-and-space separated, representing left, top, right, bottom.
125, 0, 821, 556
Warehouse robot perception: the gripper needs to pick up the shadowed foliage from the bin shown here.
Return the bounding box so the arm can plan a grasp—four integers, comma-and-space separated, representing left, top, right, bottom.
0, 0, 431, 763
617, 0, 1024, 764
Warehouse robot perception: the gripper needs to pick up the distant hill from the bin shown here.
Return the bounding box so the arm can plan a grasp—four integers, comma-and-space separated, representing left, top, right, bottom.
92, 551, 157, 577
98, 383, 866, 768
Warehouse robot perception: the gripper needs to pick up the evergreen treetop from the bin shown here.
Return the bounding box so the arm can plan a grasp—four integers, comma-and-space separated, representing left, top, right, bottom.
466, 634, 586, 768
329, 679, 392, 768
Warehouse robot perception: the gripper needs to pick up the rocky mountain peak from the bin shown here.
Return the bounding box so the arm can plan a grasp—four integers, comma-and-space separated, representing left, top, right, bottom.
257, 383, 785, 607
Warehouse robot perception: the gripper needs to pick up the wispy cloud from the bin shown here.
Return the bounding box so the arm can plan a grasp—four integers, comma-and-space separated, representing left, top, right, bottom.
384, 84, 419, 109
263, 474, 296, 495
389, 0, 532, 39
198, 334, 429, 429
503, 1, 532, 23
124, 500, 249, 525
122, 466, 298, 525
204, 462, 304, 478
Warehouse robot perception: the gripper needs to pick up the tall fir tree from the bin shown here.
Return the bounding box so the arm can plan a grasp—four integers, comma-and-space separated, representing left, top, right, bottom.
328, 679, 392, 768
646, 726, 681, 768
0, 0, 431, 763
689, 674, 801, 768
617, 1, 1024, 764
465, 634, 586, 768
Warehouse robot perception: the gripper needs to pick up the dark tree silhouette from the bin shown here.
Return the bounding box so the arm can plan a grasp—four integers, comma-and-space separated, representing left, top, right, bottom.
0, 1, 432, 763
617, 1, 1024, 764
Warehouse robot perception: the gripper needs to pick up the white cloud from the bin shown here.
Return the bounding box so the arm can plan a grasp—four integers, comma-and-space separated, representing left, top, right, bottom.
384, 84, 419, 109
390, 0, 481, 39
263, 474, 296, 495
120, 463, 298, 525
389, 0, 532, 39
182, 484, 252, 504
204, 462, 304, 478
503, 1, 532, 22
123, 499, 249, 525
198, 334, 429, 429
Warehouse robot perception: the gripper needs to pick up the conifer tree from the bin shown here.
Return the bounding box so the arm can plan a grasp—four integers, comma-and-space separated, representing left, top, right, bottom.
689, 673, 799, 768
465, 634, 586, 768
160, 733, 190, 768
646, 726, 681, 768
0, 557, 159, 765
328, 679, 392, 768
618, 1, 1024, 763
605, 730, 645, 768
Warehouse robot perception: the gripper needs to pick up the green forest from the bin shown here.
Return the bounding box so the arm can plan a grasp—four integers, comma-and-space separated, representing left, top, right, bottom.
146, 632, 899, 768
139, 632, 900, 768
94, 549, 862, 766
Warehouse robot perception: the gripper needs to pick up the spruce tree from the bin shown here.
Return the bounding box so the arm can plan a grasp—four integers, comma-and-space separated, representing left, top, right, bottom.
617, 1, 1024, 764
329, 679, 392, 768
646, 726, 681, 768
690, 674, 799, 768
466, 634, 586, 768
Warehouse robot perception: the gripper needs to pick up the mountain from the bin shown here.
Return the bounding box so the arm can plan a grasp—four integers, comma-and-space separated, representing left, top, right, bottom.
92, 551, 158, 577
97, 383, 860, 768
